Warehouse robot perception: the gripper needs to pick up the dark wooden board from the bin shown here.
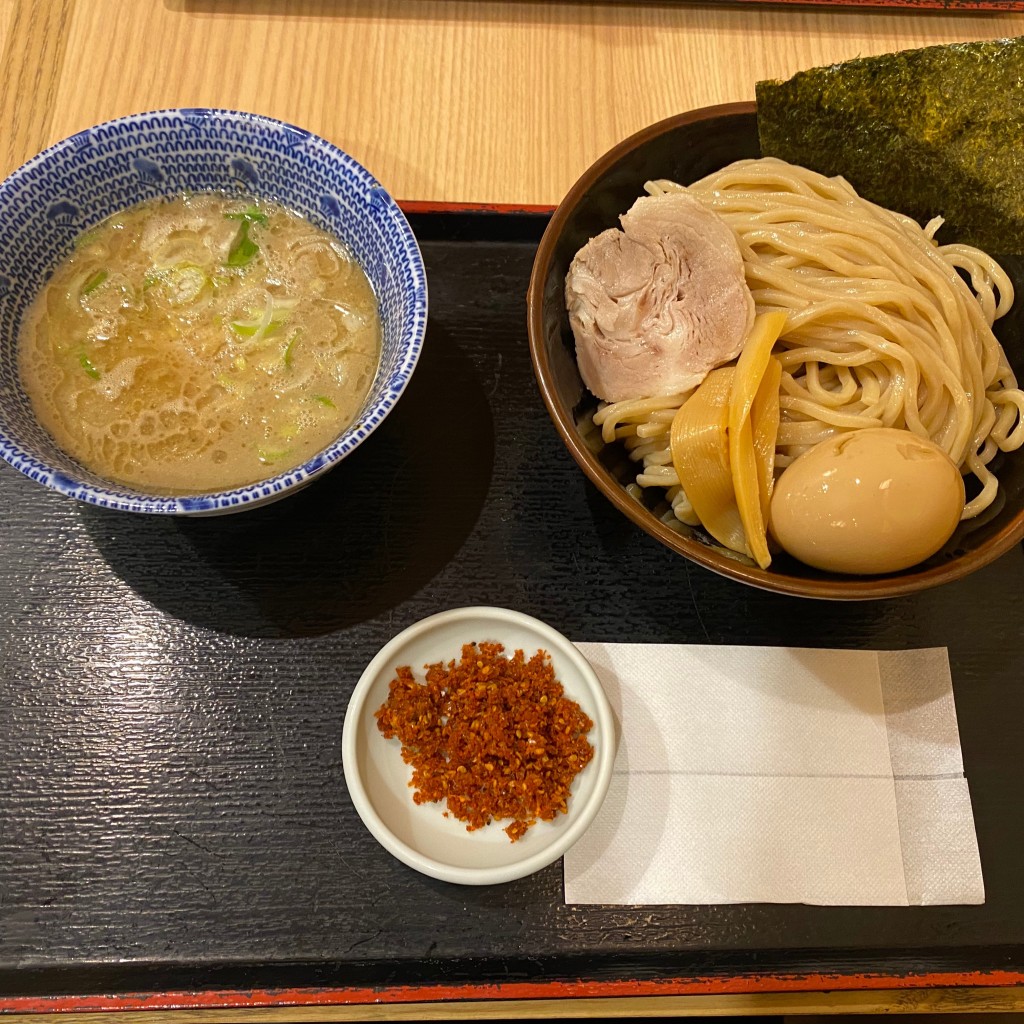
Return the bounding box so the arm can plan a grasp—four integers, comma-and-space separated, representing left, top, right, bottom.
2, 210, 1024, 1007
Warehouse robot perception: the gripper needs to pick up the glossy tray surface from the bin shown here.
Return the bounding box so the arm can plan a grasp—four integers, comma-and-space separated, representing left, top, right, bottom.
2, 210, 1024, 1007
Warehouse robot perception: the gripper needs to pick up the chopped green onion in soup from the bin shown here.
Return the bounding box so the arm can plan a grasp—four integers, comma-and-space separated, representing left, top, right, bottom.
17, 192, 380, 494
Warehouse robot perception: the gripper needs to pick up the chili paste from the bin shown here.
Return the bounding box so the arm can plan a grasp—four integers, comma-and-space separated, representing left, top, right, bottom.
374, 641, 595, 842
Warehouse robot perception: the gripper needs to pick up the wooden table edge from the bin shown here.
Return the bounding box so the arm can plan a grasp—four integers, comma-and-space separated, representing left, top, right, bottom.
3, 987, 1024, 1020
3, 973, 1024, 1019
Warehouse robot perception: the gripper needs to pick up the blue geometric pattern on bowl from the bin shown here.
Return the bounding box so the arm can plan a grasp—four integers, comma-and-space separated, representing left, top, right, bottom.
0, 108, 428, 514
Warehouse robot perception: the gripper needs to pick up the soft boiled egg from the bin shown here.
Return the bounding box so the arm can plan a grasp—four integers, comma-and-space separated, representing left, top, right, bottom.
769, 427, 966, 575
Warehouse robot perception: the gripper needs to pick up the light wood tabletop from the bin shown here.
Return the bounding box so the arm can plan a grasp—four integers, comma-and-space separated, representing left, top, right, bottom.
2, 1, 1024, 1019
0, 0, 1023, 206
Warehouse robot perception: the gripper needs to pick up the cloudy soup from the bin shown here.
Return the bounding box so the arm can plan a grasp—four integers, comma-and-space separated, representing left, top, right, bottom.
19, 193, 381, 493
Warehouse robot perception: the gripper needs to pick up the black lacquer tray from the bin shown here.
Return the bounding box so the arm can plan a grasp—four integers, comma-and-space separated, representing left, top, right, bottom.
2, 208, 1024, 1015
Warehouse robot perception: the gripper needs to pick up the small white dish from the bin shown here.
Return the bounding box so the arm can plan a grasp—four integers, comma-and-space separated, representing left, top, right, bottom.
342, 606, 616, 885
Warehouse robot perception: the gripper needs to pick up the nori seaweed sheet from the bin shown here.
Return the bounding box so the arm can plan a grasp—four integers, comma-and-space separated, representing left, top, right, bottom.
755, 37, 1024, 255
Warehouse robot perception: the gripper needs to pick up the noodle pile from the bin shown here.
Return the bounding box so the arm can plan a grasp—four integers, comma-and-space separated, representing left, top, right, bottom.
593, 158, 1024, 522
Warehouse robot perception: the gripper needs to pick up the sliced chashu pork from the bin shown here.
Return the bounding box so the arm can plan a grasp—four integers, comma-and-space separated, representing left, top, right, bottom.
565, 189, 755, 403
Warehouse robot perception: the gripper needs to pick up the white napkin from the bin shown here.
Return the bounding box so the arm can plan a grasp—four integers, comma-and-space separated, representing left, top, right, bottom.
564, 643, 983, 907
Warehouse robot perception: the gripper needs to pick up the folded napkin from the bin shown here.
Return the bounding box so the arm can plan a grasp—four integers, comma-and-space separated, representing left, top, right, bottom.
564, 643, 983, 906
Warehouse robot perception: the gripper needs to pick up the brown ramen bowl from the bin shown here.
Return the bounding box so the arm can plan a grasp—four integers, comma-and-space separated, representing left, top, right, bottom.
526, 102, 1024, 600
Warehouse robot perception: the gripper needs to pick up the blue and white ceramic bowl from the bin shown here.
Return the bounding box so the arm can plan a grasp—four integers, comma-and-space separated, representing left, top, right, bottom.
0, 109, 427, 514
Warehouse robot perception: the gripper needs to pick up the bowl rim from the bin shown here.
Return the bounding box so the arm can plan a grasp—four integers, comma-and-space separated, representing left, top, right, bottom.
340, 605, 617, 885
526, 101, 1024, 600
0, 106, 428, 515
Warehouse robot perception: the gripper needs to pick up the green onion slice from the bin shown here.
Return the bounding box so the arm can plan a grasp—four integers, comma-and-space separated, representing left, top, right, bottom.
226, 221, 259, 267
81, 270, 108, 296
256, 446, 291, 464
79, 353, 101, 380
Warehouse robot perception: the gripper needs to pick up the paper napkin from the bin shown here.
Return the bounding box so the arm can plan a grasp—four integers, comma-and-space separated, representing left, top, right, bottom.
564, 643, 983, 906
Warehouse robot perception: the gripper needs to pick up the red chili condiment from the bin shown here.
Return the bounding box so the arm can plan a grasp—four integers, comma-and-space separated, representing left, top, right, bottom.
374, 641, 595, 842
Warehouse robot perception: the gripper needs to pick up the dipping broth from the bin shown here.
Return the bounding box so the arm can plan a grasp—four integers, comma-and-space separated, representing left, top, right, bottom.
18, 193, 381, 494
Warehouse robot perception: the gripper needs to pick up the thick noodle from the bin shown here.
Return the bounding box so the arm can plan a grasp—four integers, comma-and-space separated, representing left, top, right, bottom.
594, 158, 1024, 522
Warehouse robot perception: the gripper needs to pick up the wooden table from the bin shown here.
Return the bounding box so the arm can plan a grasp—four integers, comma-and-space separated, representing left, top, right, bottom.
1, 0, 1024, 203
2, 2, 1024, 1020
